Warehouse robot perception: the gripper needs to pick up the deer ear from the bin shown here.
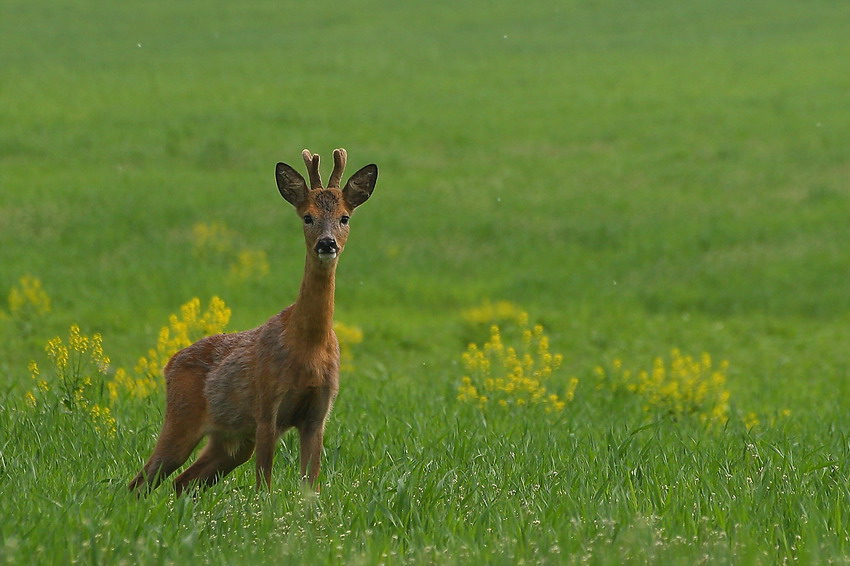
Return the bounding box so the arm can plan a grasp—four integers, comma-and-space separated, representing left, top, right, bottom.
342, 164, 378, 209
275, 162, 308, 207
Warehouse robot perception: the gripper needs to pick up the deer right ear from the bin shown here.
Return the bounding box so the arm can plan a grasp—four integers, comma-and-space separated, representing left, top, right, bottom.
275, 163, 309, 207
342, 164, 378, 210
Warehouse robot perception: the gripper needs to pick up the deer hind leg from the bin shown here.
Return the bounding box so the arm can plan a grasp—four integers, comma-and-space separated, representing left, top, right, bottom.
128, 419, 204, 493
129, 366, 208, 494
173, 435, 255, 496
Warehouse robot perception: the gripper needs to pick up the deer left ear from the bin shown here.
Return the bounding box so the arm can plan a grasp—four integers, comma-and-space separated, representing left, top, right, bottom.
276, 162, 309, 207
342, 164, 378, 209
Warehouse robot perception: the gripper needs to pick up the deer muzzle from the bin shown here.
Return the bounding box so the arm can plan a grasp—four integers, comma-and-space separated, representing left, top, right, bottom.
315, 237, 339, 260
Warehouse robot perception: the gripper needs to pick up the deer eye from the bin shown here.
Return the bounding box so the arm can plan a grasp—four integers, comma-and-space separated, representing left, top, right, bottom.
340, 216, 350, 226
303, 214, 314, 225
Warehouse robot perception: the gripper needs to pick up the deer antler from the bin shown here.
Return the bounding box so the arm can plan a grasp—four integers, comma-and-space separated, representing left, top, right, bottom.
301, 149, 323, 190
327, 148, 348, 189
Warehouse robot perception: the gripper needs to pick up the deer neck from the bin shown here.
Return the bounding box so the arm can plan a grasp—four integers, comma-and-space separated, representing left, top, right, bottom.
288, 254, 336, 344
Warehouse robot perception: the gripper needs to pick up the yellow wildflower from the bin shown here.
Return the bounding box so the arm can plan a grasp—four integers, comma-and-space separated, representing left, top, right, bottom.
597, 349, 731, 428
90, 404, 117, 436
27, 325, 118, 435
91, 333, 110, 372
69, 324, 89, 354
457, 313, 575, 414
199, 296, 232, 336
333, 321, 363, 372
112, 296, 231, 399
229, 249, 270, 281
192, 221, 236, 257
7, 275, 51, 318
45, 337, 69, 370
461, 300, 527, 327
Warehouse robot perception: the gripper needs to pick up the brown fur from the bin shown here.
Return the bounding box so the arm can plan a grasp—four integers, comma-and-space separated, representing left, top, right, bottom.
129, 149, 377, 495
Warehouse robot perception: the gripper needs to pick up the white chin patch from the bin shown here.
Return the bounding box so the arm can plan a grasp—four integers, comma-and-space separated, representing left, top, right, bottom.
318, 252, 338, 261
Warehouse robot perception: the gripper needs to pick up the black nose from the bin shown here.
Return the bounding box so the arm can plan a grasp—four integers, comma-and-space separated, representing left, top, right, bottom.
315, 238, 339, 254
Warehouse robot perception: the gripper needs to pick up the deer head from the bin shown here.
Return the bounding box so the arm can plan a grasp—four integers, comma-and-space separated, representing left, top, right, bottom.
275, 148, 378, 263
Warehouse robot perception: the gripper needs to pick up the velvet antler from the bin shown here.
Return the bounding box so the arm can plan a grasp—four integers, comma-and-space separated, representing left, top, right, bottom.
327, 148, 348, 189
301, 149, 323, 190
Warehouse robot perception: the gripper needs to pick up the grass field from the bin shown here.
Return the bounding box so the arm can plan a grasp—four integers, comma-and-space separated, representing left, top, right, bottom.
2, 0, 850, 563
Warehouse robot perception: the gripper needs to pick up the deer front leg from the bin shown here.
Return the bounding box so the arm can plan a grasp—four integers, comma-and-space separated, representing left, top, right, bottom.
299, 422, 325, 489
254, 420, 277, 490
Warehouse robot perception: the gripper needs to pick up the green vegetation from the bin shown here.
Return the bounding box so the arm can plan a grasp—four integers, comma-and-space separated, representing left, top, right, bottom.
2, 0, 849, 563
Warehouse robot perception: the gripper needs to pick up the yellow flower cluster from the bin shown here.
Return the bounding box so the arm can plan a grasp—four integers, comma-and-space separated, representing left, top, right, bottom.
43, 324, 111, 378
461, 299, 528, 327
89, 404, 117, 436
458, 320, 577, 414
229, 249, 270, 281
138, 295, 232, 379
5, 274, 51, 321
193, 221, 269, 282
28, 325, 116, 436
743, 408, 792, 431
192, 221, 236, 257
109, 296, 231, 400
333, 321, 364, 372
595, 349, 730, 427
108, 367, 157, 400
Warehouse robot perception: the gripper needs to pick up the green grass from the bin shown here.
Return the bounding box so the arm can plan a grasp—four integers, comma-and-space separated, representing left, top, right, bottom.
2, 0, 850, 563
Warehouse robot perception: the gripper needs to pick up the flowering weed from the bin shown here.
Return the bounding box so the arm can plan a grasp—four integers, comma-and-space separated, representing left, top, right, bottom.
3, 275, 51, 330
742, 408, 793, 431
229, 249, 270, 282
26, 325, 116, 436
458, 317, 577, 414
192, 221, 236, 258
333, 321, 363, 372
193, 221, 270, 282
461, 300, 527, 328
595, 349, 730, 427
109, 296, 231, 400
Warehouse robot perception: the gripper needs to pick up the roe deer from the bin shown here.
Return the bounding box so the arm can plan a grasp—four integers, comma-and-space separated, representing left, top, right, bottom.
129, 148, 377, 494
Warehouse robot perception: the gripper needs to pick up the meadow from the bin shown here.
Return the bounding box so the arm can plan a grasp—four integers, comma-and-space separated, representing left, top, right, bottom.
1, 0, 850, 563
